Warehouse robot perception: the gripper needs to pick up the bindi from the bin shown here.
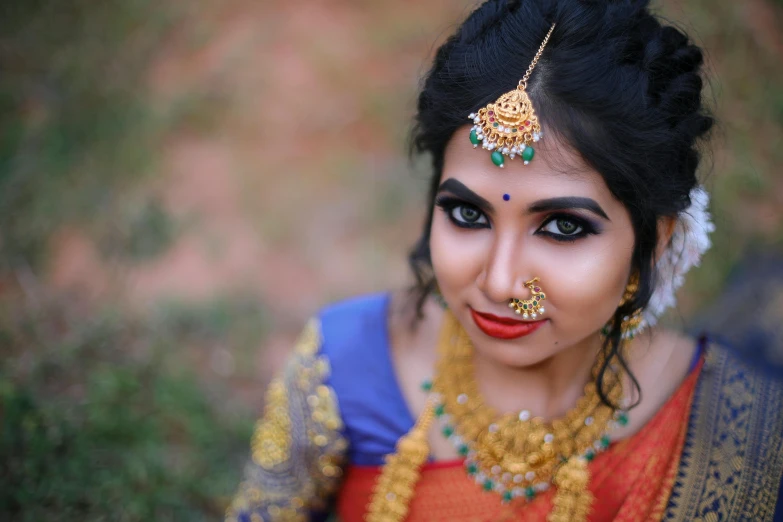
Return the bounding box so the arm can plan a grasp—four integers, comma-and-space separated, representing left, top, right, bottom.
503, 194, 511, 201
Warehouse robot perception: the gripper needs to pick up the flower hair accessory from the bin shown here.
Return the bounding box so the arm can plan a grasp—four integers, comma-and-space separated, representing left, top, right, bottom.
637, 186, 715, 333
467, 23, 556, 168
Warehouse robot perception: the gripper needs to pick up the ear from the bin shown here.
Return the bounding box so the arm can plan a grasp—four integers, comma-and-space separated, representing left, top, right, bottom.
655, 216, 678, 262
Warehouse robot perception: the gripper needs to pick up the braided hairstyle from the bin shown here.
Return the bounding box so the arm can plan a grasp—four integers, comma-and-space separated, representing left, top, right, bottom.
408, 0, 714, 406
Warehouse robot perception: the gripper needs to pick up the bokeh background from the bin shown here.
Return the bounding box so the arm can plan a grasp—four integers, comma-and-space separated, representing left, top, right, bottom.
1, 0, 781, 519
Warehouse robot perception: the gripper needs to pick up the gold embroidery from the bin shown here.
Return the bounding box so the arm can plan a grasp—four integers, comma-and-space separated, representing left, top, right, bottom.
252, 378, 291, 468
225, 319, 348, 522
663, 345, 783, 521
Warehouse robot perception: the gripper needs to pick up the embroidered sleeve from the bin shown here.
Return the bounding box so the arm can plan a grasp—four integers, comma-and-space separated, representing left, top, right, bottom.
225, 319, 348, 522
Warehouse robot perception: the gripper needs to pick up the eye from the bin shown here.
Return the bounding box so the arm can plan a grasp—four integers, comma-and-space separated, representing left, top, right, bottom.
543, 217, 581, 236
537, 214, 597, 242
452, 205, 488, 226
435, 196, 490, 230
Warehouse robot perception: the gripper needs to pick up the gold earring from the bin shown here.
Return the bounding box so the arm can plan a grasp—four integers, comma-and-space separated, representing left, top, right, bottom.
508, 277, 547, 318
618, 275, 644, 340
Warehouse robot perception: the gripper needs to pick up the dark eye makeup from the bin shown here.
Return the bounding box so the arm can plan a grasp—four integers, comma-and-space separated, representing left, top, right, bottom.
434, 195, 600, 242
435, 196, 489, 229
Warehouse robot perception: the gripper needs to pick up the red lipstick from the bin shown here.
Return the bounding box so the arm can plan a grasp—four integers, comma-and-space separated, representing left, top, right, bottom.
470, 308, 546, 340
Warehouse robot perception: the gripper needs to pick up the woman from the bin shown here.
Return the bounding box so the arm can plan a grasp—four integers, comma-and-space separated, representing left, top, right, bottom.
225, 0, 783, 520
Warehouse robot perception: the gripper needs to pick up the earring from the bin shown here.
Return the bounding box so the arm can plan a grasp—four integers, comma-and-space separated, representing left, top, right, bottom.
508, 277, 547, 319
618, 275, 644, 340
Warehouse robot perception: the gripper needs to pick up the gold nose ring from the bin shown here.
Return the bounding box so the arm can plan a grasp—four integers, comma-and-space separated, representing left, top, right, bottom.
508, 277, 547, 319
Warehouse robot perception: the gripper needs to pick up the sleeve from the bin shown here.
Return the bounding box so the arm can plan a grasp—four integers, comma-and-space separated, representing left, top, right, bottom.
224, 318, 349, 522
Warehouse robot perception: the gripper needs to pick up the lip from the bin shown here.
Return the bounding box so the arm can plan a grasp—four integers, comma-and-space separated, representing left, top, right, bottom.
470, 308, 546, 340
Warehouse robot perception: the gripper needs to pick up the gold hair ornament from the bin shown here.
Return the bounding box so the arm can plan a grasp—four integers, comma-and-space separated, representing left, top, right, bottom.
468, 23, 556, 168
508, 277, 547, 318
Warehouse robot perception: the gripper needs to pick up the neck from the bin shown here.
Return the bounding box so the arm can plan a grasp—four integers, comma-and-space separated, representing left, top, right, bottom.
471, 333, 603, 420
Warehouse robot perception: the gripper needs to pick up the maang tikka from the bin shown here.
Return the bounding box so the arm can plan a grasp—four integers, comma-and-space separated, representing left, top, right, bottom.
468, 23, 556, 168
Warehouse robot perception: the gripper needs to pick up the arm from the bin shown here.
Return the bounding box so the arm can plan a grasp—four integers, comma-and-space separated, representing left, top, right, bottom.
225, 319, 348, 522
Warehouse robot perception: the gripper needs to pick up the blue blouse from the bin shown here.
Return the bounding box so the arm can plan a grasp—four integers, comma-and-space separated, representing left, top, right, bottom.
320, 292, 412, 467
320, 292, 708, 466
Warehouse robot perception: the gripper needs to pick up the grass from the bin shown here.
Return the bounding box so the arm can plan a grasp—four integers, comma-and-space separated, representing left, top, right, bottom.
0, 295, 259, 521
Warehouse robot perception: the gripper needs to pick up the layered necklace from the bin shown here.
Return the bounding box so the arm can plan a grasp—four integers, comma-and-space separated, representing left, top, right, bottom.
367, 311, 629, 522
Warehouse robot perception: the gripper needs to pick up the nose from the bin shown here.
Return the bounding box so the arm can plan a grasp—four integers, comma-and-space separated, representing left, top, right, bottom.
475, 232, 530, 304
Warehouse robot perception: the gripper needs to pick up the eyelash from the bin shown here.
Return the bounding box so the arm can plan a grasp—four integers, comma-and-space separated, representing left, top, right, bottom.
434, 196, 599, 242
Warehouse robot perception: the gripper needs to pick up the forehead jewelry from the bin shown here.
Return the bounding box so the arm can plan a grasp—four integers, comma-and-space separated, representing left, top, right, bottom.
468, 23, 556, 168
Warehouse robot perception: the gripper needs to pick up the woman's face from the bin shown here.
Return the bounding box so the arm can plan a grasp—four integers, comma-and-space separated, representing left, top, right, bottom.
430, 126, 636, 368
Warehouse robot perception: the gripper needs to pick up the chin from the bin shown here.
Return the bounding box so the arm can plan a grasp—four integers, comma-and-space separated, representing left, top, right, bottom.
461, 319, 559, 368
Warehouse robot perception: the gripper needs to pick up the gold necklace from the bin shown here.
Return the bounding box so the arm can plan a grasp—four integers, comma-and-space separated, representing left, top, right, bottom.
429, 312, 627, 513
367, 311, 629, 522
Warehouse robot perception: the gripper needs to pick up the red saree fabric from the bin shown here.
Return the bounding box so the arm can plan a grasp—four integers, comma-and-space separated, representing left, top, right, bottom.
337, 359, 702, 522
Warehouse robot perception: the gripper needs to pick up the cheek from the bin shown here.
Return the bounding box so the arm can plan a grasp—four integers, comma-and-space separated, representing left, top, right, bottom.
429, 214, 486, 294
538, 236, 633, 331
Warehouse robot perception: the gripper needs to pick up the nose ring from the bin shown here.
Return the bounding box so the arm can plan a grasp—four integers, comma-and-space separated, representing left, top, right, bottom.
508, 277, 547, 319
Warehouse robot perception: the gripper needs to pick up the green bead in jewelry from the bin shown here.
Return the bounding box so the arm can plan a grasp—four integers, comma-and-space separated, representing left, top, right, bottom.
469, 129, 481, 147
522, 145, 535, 164
491, 150, 505, 168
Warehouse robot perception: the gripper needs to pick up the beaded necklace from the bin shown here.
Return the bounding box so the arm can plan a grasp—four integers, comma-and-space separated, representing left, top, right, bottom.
367, 311, 629, 522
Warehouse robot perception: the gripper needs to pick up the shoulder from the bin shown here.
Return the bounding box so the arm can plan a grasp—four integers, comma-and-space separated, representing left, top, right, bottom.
317, 292, 391, 364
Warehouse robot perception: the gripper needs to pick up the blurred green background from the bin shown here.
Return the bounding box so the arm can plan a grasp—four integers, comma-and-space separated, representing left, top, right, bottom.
0, 0, 781, 519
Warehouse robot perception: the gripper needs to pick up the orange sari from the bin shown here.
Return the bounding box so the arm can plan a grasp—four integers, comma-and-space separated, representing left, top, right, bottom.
337, 360, 702, 522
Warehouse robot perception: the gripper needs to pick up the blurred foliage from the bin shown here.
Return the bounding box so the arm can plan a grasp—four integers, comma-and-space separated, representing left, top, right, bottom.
0, 294, 260, 521
0, 0, 183, 268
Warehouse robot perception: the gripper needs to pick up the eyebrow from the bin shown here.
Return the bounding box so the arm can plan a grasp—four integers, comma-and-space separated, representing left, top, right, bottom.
436, 179, 494, 213
436, 179, 610, 221
528, 197, 610, 220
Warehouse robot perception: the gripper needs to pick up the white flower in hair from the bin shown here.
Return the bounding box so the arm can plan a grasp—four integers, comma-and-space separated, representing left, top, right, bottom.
641, 186, 715, 329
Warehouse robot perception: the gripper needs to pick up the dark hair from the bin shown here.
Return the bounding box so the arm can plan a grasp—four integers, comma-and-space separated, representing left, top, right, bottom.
407, 0, 714, 406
